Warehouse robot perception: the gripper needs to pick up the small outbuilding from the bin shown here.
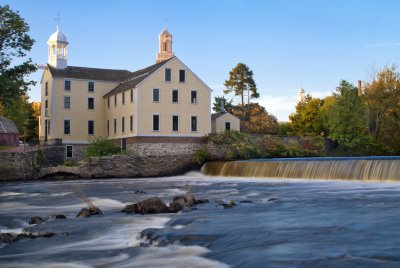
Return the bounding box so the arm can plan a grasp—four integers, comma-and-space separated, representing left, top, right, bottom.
0, 116, 20, 146
211, 112, 240, 134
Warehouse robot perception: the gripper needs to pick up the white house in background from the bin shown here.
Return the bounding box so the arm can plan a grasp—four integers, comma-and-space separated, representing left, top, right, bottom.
211, 112, 240, 133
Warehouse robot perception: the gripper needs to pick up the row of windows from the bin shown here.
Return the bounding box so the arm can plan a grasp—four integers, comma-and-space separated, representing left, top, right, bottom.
45, 81, 94, 97
64, 119, 97, 135
107, 89, 134, 108
106, 116, 134, 135
152, 115, 198, 132
63, 115, 198, 136
63, 97, 94, 110
152, 89, 197, 103
164, 68, 185, 83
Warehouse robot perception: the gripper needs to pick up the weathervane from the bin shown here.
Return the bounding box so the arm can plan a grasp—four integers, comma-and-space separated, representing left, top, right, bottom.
164, 17, 168, 30
54, 13, 61, 31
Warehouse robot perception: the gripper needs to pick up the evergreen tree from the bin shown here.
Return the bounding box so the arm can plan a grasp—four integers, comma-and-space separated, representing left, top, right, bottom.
224, 63, 259, 119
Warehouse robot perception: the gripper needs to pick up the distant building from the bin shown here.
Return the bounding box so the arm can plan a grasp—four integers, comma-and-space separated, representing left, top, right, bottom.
211, 112, 240, 133
298, 87, 306, 103
0, 117, 19, 146
39, 23, 211, 157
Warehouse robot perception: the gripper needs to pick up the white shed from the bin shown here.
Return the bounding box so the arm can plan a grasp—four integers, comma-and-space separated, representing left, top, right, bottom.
211, 112, 240, 133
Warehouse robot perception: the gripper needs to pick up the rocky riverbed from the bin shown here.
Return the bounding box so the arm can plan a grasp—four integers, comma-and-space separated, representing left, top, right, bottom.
1, 173, 400, 267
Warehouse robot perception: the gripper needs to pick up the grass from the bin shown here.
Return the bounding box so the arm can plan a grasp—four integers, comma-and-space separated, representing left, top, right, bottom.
0, 145, 15, 150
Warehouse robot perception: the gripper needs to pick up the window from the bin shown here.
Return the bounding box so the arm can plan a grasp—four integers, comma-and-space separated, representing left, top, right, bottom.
64, 120, 70, 134
153, 88, 160, 102
64, 80, 71, 91
225, 122, 231, 131
45, 100, 49, 117
172, 90, 179, 103
191, 116, 197, 132
164, 42, 167, 51
48, 120, 51, 134
172, 116, 179, 131
66, 145, 73, 158
88, 120, 94, 135
122, 117, 125, 133
165, 68, 171, 82
179, 70, 185, 83
64, 96, 70, 109
114, 118, 117, 134
88, 98, 94, 110
191, 91, 197, 103
45, 82, 48, 96
153, 115, 159, 131
122, 92, 125, 105
130, 89, 134, 102
107, 120, 110, 135
114, 94, 117, 107
130, 115, 133, 131
88, 81, 94, 92
107, 96, 110, 108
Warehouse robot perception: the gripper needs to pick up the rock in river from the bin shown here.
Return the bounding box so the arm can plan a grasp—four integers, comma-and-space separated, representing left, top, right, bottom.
29, 216, 45, 225
76, 205, 103, 217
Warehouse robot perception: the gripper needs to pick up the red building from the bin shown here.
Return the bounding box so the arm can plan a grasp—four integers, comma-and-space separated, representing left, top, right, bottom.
0, 117, 19, 146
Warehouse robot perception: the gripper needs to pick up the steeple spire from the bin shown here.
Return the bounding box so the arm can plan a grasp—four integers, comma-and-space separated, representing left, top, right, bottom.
54, 13, 61, 31
156, 21, 174, 63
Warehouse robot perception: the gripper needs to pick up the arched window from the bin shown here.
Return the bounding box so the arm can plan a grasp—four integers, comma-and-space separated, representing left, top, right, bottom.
53, 46, 56, 55
164, 42, 167, 51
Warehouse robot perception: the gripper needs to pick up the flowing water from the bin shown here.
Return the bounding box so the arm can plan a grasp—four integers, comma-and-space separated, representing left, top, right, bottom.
1, 172, 400, 267
202, 157, 400, 181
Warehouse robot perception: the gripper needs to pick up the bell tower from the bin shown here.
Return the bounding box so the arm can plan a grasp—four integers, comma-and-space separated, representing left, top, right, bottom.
47, 15, 68, 69
156, 20, 174, 63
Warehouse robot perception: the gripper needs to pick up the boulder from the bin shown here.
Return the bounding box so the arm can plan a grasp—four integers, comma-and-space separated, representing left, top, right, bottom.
172, 192, 197, 207
76, 205, 103, 217
52, 214, 67, 219
134, 197, 169, 214
29, 216, 45, 225
17, 231, 56, 239
0, 233, 16, 244
121, 204, 138, 213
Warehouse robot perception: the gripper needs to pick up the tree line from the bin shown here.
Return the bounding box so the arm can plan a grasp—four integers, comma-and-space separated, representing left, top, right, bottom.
0, 5, 38, 142
288, 66, 400, 155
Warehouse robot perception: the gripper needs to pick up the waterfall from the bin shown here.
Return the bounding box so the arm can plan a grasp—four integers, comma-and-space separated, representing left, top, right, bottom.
201, 158, 400, 181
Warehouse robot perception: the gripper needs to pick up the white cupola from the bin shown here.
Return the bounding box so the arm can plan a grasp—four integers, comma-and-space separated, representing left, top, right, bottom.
47, 24, 68, 69
298, 87, 306, 103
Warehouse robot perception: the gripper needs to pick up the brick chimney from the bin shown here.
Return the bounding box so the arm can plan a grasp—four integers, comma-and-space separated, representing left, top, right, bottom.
357, 80, 362, 96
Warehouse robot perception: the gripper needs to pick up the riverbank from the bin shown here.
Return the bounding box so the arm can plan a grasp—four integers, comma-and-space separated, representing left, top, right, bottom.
2, 175, 400, 267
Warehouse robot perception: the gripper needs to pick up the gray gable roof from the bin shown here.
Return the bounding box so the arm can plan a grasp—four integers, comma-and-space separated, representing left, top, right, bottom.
103, 58, 173, 97
0, 117, 19, 134
48, 64, 132, 82
211, 112, 239, 121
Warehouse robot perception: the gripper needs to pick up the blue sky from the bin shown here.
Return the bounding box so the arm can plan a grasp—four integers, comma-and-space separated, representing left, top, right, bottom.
4, 0, 400, 121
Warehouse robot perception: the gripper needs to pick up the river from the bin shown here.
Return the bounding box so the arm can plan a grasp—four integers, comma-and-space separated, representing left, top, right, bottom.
1, 173, 400, 267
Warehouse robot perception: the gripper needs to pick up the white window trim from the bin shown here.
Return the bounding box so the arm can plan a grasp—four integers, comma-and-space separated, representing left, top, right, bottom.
172, 89, 179, 103
88, 81, 95, 92
65, 145, 73, 158
190, 114, 198, 132
63, 118, 71, 136
190, 90, 198, 104
179, 69, 186, 83
88, 97, 94, 110
153, 88, 160, 103
130, 115, 134, 132
172, 114, 179, 132
153, 113, 160, 132
164, 68, 172, 82
64, 95, 71, 110
87, 119, 95, 135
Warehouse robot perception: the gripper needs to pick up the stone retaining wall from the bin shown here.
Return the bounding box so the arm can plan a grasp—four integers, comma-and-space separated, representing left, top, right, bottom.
0, 146, 64, 180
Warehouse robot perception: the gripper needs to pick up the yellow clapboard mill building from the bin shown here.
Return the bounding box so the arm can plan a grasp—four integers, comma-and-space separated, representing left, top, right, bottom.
39, 24, 211, 158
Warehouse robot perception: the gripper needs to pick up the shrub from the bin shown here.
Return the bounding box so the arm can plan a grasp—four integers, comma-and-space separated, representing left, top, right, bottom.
283, 139, 303, 157
300, 136, 325, 156
259, 135, 286, 157
86, 136, 121, 157
192, 146, 211, 165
